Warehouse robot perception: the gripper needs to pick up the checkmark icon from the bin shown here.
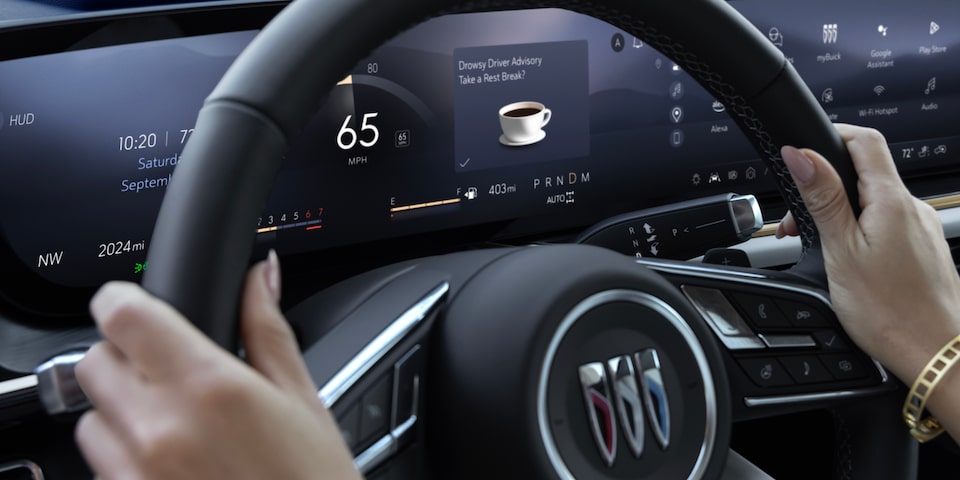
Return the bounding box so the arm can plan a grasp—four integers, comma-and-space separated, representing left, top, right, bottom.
459, 158, 471, 167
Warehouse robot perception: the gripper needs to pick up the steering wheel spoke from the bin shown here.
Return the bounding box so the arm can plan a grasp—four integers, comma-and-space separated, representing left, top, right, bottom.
294, 246, 900, 479
639, 259, 893, 422
286, 265, 451, 476
291, 245, 733, 478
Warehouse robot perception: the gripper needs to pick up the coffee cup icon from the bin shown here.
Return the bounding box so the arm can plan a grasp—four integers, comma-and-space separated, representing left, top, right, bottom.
498, 101, 551, 146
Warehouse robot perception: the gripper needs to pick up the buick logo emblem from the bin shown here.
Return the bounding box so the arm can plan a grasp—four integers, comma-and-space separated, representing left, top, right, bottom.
578, 349, 671, 466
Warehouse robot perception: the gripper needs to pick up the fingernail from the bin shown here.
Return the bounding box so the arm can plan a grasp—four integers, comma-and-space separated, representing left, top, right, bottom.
265, 249, 281, 303
781, 146, 816, 185
775, 222, 785, 239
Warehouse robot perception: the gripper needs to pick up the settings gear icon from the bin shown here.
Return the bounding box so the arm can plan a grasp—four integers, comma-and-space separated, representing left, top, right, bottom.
691, 173, 702, 186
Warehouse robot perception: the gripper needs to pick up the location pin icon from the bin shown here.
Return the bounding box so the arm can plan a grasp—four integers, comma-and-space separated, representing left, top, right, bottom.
671, 106, 683, 123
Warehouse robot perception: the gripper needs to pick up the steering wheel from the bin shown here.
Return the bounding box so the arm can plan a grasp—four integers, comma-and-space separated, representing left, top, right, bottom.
140, 0, 916, 478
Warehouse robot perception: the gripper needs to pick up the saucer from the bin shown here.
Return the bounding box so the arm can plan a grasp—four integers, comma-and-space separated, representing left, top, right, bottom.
499, 130, 546, 147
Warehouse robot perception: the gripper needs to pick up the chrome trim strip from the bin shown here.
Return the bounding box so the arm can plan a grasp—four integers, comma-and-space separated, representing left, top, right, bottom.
354, 434, 394, 475
758, 334, 817, 349
0, 460, 45, 480
744, 385, 893, 408
353, 412, 418, 474
638, 259, 767, 280
319, 282, 448, 407
392, 415, 417, 441
873, 359, 890, 383
538, 290, 718, 480
0, 375, 38, 396
391, 345, 421, 430
681, 285, 765, 351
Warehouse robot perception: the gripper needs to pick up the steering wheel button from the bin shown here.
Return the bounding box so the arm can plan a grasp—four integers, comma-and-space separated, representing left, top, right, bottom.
776, 300, 830, 327
737, 358, 793, 387
359, 375, 393, 444
820, 354, 868, 380
779, 356, 832, 384
731, 293, 790, 328
812, 330, 849, 351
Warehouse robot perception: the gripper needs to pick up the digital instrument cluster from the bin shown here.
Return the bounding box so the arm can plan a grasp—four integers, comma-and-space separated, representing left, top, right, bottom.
0, 2, 957, 293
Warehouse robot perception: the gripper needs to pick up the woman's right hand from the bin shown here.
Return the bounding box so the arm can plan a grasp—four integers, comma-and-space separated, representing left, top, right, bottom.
777, 124, 960, 438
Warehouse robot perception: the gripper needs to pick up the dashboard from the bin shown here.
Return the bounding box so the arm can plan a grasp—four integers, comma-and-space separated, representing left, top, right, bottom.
1, 1, 960, 477
1, 1, 958, 314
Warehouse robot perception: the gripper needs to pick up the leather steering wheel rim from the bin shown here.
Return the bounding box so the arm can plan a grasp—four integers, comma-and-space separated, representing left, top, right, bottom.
142, 0, 859, 349
137, 1, 908, 478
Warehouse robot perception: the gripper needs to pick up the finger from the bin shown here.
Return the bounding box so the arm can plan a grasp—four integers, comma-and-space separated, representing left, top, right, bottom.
89, 281, 219, 380
76, 410, 138, 479
75, 342, 148, 430
780, 145, 860, 247
241, 250, 318, 401
776, 211, 799, 238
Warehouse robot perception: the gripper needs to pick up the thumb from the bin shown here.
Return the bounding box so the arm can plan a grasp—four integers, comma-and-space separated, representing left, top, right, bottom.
241, 250, 319, 403
780, 145, 858, 248
775, 211, 797, 239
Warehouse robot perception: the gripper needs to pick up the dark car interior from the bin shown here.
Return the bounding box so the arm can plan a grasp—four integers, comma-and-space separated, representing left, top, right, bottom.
1, 0, 959, 478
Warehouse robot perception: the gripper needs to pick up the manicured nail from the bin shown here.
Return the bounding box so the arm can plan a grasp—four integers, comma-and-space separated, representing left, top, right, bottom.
265, 249, 281, 302
781, 146, 816, 185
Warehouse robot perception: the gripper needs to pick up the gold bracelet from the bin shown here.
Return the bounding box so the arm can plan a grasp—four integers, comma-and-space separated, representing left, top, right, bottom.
903, 333, 960, 442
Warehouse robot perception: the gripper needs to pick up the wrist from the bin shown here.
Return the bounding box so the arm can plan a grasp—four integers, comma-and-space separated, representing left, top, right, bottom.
875, 317, 960, 386
902, 333, 960, 442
